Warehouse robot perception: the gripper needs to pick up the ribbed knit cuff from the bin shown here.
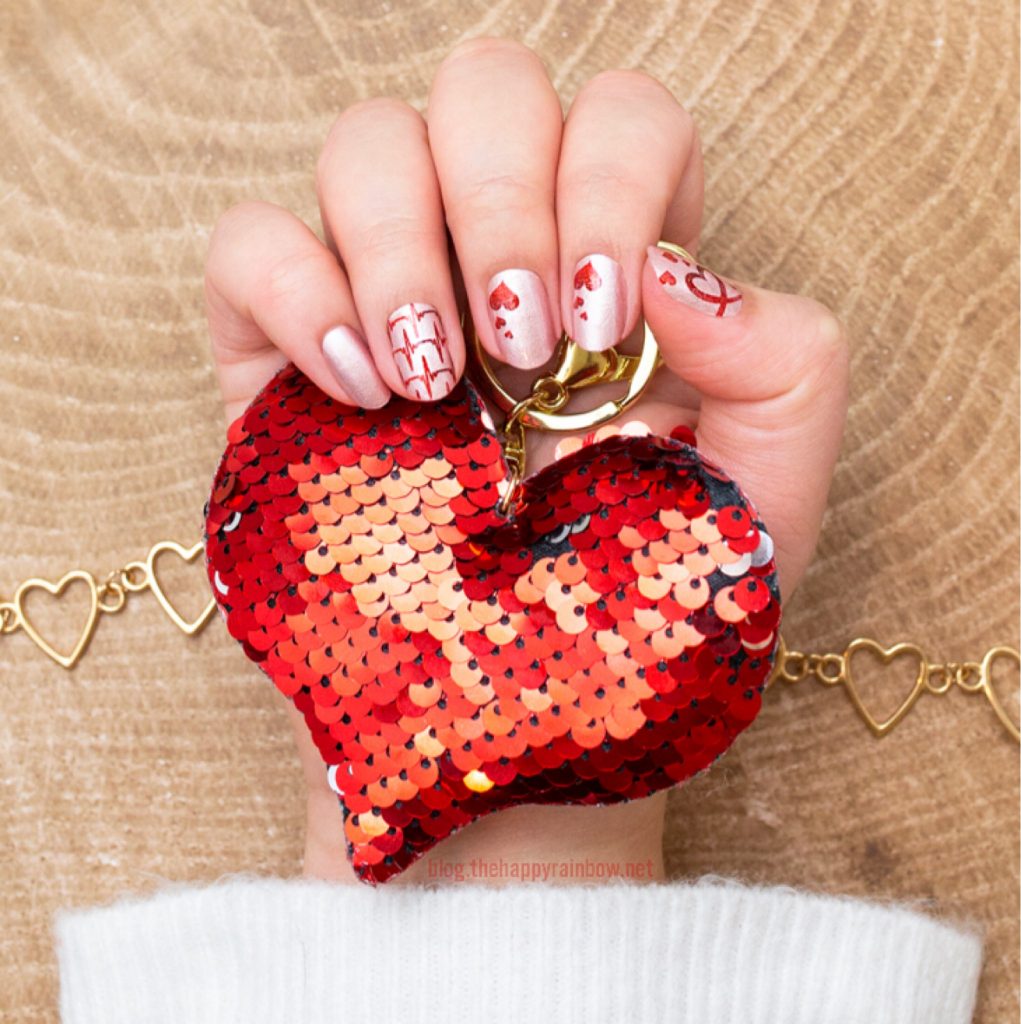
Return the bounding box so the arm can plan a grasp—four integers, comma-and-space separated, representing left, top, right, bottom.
56, 876, 982, 1024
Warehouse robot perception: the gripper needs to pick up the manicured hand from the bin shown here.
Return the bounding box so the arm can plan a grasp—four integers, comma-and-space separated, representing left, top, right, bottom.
204, 39, 848, 882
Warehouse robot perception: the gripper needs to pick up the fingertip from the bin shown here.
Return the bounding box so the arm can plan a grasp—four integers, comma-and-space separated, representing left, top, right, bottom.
322, 325, 391, 408
484, 269, 558, 370
644, 244, 745, 320
642, 243, 750, 324
570, 253, 627, 352
641, 248, 775, 404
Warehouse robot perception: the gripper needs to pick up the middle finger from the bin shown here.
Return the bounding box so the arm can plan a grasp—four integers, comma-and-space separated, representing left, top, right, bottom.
428, 39, 563, 370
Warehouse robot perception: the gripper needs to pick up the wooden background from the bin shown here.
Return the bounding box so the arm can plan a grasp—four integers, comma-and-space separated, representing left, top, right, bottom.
0, 1, 1017, 1019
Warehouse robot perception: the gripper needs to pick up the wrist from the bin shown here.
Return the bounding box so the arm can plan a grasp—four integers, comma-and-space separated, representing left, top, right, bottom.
303, 788, 666, 886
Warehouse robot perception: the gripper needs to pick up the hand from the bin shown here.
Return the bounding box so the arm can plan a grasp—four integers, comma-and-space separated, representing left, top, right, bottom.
204, 38, 848, 884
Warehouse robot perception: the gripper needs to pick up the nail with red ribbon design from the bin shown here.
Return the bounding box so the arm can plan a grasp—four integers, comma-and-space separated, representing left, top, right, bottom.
647, 245, 743, 318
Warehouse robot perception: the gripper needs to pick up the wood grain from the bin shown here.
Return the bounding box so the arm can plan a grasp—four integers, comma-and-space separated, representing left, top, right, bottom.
0, 1, 1017, 1019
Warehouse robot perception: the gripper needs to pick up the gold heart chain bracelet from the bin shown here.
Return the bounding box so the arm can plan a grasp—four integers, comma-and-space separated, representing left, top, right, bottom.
0, 537, 1016, 744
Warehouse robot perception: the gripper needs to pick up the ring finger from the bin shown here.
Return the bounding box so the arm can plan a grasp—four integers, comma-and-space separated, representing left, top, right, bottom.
557, 70, 704, 352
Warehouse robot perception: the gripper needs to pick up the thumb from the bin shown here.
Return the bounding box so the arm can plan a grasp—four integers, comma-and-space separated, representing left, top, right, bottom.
642, 243, 850, 591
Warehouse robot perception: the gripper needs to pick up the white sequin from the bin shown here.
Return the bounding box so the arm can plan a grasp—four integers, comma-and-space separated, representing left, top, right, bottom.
751, 531, 775, 567
721, 552, 752, 577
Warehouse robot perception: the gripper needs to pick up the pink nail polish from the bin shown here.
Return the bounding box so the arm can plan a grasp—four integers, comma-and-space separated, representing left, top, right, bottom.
571, 254, 626, 352
322, 326, 390, 408
387, 302, 456, 401
647, 245, 743, 318
486, 269, 556, 369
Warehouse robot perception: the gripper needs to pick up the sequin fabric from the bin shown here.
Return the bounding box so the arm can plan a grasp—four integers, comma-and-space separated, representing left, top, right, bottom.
204, 364, 781, 883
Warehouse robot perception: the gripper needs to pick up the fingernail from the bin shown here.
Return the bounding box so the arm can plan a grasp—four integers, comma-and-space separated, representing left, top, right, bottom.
486, 269, 556, 369
647, 245, 743, 318
322, 325, 390, 408
387, 302, 456, 401
571, 254, 626, 352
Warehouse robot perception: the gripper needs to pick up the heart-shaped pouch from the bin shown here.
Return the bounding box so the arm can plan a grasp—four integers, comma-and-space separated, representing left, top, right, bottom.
205, 364, 780, 882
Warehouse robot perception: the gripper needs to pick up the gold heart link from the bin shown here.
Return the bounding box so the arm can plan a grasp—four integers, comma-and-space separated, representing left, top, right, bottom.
844, 638, 928, 737
14, 571, 99, 669
980, 646, 1020, 743
146, 541, 215, 636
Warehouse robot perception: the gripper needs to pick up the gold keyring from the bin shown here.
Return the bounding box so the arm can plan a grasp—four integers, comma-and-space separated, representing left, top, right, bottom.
471, 328, 661, 432
467, 241, 694, 433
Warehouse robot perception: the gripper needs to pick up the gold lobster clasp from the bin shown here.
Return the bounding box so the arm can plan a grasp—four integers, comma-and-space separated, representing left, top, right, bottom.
471, 328, 661, 512
469, 311, 662, 513
469, 318, 662, 434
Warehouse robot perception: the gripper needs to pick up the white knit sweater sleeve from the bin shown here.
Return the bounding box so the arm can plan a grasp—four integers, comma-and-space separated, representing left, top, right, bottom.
55, 877, 982, 1024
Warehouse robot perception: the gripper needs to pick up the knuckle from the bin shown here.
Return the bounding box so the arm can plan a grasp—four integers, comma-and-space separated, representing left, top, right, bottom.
338, 96, 419, 128
209, 201, 269, 250
261, 247, 329, 307
809, 302, 849, 355
352, 214, 434, 260
668, 101, 698, 142
451, 173, 544, 223
576, 69, 696, 143
441, 36, 537, 70
804, 302, 851, 382
581, 68, 674, 103
317, 98, 421, 178
206, 200, 280, 281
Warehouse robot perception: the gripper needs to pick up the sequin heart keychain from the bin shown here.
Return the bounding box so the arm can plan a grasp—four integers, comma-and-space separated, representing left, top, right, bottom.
200, 242, 781, 882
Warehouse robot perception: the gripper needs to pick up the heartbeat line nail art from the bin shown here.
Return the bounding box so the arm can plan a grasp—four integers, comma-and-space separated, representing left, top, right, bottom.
388, 302, 455, 400
647, 245, 743, 318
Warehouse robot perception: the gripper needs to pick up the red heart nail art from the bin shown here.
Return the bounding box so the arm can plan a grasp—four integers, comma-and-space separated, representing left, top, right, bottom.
205, 367, 780, 883
485, 271, 556, 369
574, 261, 603, 292
572, 255, 625, 352
489, 281, 521, 311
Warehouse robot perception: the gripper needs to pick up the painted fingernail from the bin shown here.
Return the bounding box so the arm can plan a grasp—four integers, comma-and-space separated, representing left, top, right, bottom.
322, 325, 390, 408
486, 269, 556, 369
647, 245, 743, 317
571, 254, 626, 352
387, 302, 456, 401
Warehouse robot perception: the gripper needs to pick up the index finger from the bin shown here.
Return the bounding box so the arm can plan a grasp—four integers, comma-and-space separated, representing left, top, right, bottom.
205, 201, 389, 424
